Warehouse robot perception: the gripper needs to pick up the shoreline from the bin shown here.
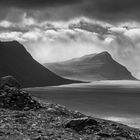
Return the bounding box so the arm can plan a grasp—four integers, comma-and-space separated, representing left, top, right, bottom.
26, 81, 140, 131
0, 81, 140, 139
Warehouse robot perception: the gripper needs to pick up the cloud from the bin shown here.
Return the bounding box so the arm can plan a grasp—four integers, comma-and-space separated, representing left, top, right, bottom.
109, 27, 127, 34
1, 18, 140, 78
85, 0, 140, 14
0, 1, 140, 78
1, 0, 140, 23
81, 0, 140, 22
124, 29, 140, 43
0, 0, 81, 9
22, 0, 140, 22
0, 31, 23, 41
0, 21, 12, 28
0, 0, 82, 22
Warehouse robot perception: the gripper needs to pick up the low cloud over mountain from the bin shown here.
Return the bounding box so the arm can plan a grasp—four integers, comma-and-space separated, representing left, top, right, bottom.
0, 18, 140, 78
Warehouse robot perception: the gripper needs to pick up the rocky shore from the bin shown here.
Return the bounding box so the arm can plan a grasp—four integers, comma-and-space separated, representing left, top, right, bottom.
0, 76, 140, 140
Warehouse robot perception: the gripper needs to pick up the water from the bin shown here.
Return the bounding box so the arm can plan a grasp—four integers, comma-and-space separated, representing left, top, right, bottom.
26, 80, 140, 129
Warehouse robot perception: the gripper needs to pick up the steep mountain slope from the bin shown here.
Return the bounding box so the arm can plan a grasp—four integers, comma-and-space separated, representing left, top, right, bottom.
45, 52, 136, 81
0, 41, 77, 87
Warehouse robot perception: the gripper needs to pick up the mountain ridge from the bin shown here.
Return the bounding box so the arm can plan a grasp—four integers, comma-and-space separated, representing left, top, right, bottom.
45, 52, 136, 81
0, 40, 78, 87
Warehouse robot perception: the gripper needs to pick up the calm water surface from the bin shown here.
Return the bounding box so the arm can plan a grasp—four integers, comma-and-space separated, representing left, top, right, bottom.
26, 81, 140, 129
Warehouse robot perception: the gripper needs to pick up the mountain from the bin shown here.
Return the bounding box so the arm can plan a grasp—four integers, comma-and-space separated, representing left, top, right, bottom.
0, 41, 77, 87
45, 52, 136, 81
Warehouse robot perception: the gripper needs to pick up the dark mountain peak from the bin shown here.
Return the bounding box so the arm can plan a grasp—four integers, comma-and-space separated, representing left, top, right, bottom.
82, 53, 97, 58
83, 51, 111, 59
45, 51, 136, 81
0, 40, 22, 46
78, 51, 113, 63
0, 40, 32, 59
0, 40, 27, 53
93, 51, 113, 62
0, 40, 77, 87
95, 51, 112, 58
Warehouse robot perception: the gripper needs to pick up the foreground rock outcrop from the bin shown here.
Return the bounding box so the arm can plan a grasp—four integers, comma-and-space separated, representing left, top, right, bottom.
65, 117, 140, 140
65, 117, 98, 132
0, 76, 20, 89
0, 76, 140, 140
0, 76, 42, 111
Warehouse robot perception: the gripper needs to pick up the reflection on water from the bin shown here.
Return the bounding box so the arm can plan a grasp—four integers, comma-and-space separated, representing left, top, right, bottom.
26, 80, 140, 129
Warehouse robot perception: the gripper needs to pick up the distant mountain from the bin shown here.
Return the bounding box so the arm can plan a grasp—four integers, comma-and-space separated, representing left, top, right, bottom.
45, 52, 136, 81
0, 41, 77, 87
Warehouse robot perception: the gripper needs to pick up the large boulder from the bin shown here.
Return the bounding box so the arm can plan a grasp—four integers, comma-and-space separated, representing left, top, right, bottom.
65, 117, 98, 132
0, 76, 20, 89
0, 76, 42, 111
0, 87, 42, 110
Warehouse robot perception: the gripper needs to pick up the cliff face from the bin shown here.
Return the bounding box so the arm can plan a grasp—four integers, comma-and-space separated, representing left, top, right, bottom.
45, 51, 136, 81
0, 41, 76, 87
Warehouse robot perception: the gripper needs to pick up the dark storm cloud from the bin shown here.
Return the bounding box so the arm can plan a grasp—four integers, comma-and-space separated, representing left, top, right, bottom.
22, 0, 140, 22
0, 0, 81, 9
0, 0, 140, 23
82, 0, 140, 22
0, 0, 82, 21
90, 0, 140, 13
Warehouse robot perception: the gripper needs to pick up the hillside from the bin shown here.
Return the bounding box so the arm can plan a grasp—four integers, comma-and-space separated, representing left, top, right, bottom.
0, 41, 77, 87
45, 52, 136, 81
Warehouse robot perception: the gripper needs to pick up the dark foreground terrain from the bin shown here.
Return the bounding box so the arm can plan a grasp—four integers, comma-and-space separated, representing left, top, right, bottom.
0, 76, 140, 140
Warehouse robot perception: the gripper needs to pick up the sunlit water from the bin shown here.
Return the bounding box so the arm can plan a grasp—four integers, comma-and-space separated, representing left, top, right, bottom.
26, 80, 140, 129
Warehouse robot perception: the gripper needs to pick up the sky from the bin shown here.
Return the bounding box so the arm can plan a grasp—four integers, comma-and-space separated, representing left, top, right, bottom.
0, 0, 140, 78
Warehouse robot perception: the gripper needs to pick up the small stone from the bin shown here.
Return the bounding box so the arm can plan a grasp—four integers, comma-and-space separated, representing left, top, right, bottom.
33, 136, 42, 140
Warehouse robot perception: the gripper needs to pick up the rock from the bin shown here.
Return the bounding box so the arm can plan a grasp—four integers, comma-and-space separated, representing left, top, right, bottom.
0, 76, 42, 110
33, 136, 42, 140
97, 133, 111, 138
14, 113, 27, 118
0, 76, 20, 89
65, 117, 98, 132
33, 136, 49, 140
47, 107, 57, 113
